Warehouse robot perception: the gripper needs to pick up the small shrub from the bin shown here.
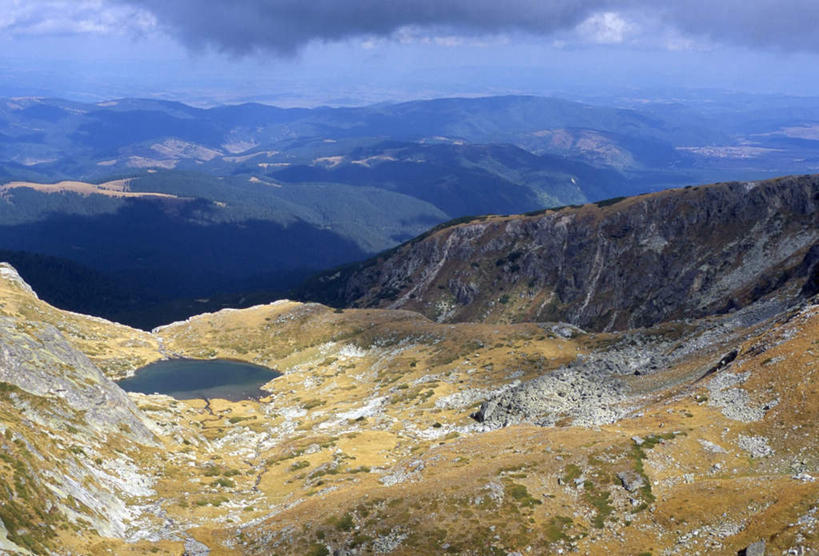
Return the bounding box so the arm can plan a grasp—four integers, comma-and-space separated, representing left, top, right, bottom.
335, 513, 354, 531
506, 483, 541, 508
544, 516, 572, 542
228, 416, 252, 424
584, 482, 613, 528
307, 543, 330, 556
290, 460, 310, 472
562, 463, 582, 483
303, 399, 326, 410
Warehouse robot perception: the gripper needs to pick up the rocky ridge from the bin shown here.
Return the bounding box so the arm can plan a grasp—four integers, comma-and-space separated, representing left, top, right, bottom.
299, 174, 819, 331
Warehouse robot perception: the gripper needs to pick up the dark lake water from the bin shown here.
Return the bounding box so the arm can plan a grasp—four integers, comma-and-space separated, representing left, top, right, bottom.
117, 359, 280, 401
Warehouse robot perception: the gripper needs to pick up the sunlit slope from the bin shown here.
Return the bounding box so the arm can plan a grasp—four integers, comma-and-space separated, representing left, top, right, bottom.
0, 190, 816, 556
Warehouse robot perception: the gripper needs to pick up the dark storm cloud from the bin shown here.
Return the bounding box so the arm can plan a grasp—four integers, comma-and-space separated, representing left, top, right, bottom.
117, 0, 819, 54
116, 0, 614, 54
658, 1, 819, 52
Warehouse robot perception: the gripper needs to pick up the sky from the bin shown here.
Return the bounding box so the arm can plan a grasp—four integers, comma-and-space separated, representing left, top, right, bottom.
2, 0, 819, 106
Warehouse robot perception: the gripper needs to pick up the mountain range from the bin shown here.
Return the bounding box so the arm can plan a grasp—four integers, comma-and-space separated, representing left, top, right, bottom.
1, 94, 819, 327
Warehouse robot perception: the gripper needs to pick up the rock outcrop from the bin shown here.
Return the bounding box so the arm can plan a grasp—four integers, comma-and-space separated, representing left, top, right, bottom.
0, 264, 160, 552
0, 316, 154, 443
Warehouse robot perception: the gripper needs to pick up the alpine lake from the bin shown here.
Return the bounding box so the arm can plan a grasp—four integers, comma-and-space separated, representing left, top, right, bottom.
117, 359, 280, 401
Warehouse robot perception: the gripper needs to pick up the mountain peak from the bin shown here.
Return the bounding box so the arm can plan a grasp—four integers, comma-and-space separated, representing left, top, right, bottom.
0, 262, 37, 299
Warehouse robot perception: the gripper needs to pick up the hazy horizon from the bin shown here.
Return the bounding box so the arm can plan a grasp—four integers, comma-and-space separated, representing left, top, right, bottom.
3, 1, 819, 107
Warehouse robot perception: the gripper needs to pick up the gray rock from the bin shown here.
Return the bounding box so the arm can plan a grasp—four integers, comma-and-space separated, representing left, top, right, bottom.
372, 529, 407, 554
698, 439, 728, 454
473, 298, 788, 429
0, 517, 21, 554
707, 371, 767, 423
484, 481, 505, 503
380, 460, 424, 486
740, 539, 765, 556
738, 435, 773, 458
0, 263, 38, 297
550, 324, 585, 339
472, 357, 629, 428
617, 470, 645, 492
0, 316, 154, 444
184, 537, 211, 556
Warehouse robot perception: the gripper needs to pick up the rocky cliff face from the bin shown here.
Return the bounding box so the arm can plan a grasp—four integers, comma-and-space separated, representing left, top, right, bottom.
301, 174, 819, 331
0, 264, 160, 553
0, 263, 155, 442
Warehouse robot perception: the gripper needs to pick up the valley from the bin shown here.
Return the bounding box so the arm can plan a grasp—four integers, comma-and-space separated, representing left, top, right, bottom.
0, 176, 816, 554
3, 94, 819, 329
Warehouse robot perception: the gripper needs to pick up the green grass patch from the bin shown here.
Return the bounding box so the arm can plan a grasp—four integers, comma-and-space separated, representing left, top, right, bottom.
303, 399, 326, 410
630, 432, 678, 506
562, 463, 582, 483
306, 543, 330, 556
505, 483, 542, 508
228, 416, 253, 424
583, 481, 613, 528
334, 513, 355, 532
210, 478, 235, 488
544, 515, 573, 543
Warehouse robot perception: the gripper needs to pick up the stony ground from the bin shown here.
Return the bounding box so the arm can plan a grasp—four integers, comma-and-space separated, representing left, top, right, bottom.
0, 263, 816, 555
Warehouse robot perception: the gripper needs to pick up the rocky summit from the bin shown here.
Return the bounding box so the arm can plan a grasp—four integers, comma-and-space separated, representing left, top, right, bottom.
0, 175, 817, 555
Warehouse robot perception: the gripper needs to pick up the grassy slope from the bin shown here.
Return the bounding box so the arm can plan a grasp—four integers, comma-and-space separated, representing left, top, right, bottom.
1, 264, 815, 554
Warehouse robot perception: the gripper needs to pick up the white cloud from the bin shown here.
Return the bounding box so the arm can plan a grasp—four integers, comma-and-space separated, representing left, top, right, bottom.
392, 26, 511, 48
562, 10, 712, 52
575, 11, 635, 44
0, 0, 155, 37
360, 38, 380, 50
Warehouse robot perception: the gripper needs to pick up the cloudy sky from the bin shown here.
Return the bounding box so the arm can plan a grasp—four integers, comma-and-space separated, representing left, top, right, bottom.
2, 0, 818, 105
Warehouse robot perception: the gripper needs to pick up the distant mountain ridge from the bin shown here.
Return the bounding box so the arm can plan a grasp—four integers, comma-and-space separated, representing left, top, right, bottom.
4, 93, 817, 187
